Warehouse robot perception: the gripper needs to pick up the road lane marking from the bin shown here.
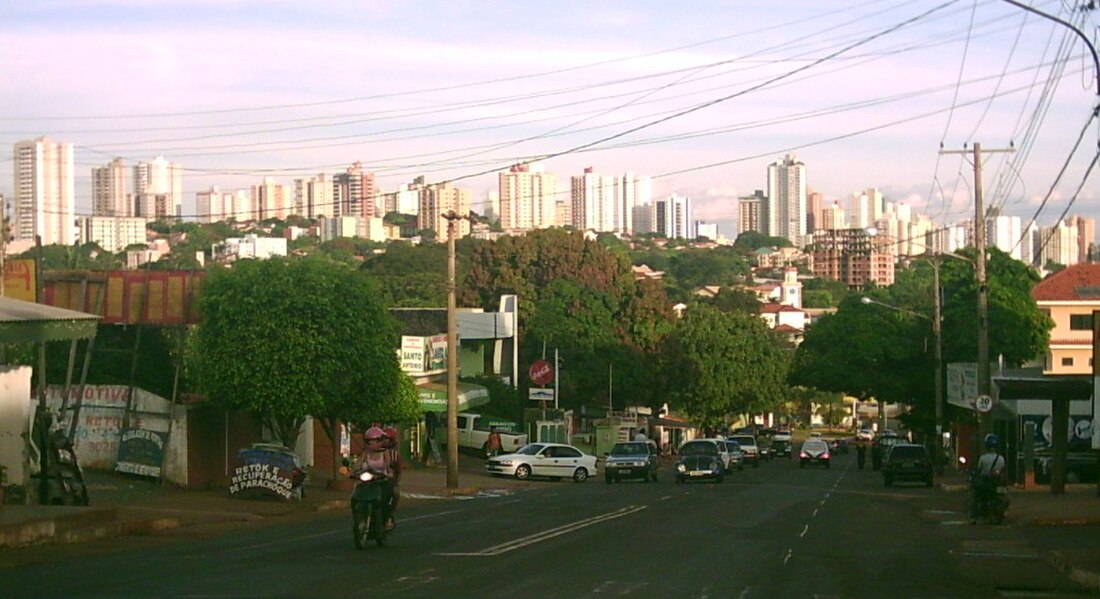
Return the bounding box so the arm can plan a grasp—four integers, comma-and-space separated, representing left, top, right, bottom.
659, 495, 671, 501
216, 508, 465, 553
799, 524, 809, 538
812, 508, 819, 518
435, 505, 648, 557
783, 549, 793, 565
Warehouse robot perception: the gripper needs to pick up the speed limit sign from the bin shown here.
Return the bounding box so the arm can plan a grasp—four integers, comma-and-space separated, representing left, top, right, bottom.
974, 394, 996, 413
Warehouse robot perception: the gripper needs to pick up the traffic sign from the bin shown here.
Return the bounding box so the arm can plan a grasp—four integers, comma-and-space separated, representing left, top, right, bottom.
528, 360, 554, 386
974, 394, 996, 413
529, 388, 554, 401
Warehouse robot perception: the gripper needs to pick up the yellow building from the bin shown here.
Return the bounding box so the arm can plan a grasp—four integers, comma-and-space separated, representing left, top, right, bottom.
1031, 263, 1100, 375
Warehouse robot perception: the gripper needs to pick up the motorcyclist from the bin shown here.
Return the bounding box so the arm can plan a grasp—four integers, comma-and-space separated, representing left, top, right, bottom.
971, 433, 1005, 522
356, 426, 401, 531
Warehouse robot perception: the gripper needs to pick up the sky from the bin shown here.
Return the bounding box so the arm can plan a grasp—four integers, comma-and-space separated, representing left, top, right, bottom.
2, 0, 1098, 238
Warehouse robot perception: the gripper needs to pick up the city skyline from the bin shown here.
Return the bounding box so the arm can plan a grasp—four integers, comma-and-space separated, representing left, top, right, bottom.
2, 1, 1098, 238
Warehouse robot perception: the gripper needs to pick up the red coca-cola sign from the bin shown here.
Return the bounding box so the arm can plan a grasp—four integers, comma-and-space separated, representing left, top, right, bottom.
528, 360, 554, 386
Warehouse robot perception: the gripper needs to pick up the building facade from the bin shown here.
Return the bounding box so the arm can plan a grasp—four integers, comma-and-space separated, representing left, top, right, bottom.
498, 163, 557, 232
133, 156, 182, 220
77, 216, 146, 253
738, 190, 765, 235
12, 137, 76, 245
92, 158, 129, 217
766, 154, 806, 244
810, 228, 895, 289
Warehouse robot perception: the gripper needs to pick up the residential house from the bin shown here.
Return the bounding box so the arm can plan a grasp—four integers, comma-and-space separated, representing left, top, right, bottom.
1030, 263, 1100, 375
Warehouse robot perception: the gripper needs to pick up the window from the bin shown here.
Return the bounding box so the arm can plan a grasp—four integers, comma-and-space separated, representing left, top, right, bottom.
1070, 314, 1093, 331
558, 447, 582, 458
1061, 357, 1074, 367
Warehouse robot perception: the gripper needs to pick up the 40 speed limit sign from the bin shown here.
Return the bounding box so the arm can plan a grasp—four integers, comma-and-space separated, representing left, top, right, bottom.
973, 394, 996, 413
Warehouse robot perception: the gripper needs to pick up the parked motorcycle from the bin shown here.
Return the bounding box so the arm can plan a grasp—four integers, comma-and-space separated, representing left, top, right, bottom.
960, 456, 1008, 524
348, 466, 392, 549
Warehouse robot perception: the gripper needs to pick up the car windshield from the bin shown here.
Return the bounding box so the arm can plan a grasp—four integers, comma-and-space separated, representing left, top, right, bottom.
610, 443, 649, 456
732, 436, 756, 446
680, 442, 717, 456
515, 444, 546, 456
726, 442, 742, 452
803, 441, 828, 451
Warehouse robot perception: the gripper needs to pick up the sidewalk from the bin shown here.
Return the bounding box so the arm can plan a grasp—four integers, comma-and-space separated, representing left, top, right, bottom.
938, 466, 1100, 592
0, 455, 529, 550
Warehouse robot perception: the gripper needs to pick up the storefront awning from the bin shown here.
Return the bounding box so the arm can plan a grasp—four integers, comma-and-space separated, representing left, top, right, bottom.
416, 381, 490, 413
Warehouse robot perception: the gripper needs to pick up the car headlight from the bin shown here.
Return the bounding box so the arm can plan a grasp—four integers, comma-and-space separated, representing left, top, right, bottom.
497, 460, 513, 466
676, 463, 687, 473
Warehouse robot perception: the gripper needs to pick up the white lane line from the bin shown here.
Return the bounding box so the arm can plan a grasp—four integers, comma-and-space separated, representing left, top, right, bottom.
659, 495, 672, 501
783, 549, 793, 565
799, 524, 809, 538
219, 508, 464, 553
812, 508, 819, 518
738, 586, 751, 599
435, 505, 648, 557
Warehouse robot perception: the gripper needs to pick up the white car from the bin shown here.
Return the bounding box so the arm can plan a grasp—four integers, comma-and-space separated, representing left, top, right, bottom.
856, 428, 875, 441
485, 442, 598, 482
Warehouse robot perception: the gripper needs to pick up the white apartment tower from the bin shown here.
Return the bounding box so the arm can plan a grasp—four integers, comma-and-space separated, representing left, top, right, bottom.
294, 174, 335, 219
738, 190, 766, 235
849, 188, 884, 230
196, 187, 252, 223
133, 156, 182, 220
251, 178, 293, 221
986, 213, 1024, 261
498, 163, 557, 232
12, 137, 76, 245
419, 183, 472, 240
766, 154, 806, 244
92, 158, 129, 217
655, 194, 692, 239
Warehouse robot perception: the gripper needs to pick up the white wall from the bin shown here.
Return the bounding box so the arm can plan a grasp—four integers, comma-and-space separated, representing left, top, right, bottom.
0, 366, 33, 487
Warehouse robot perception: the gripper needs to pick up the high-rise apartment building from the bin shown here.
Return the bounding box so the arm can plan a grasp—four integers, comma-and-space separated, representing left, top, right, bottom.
294, 174, 335, 219
737, 190, 766, 235
77, 216, 146, 252
250, 178, 293, 221
820, 201, 846, 230
1066, 215, 1095, 264
133, 156, 182, 220
806, 188, 824, 233
1039, 219, 1080, 267
810, 228, 895, 289
849, 188, 883, 230
333, 162, 378, 218
498, 163, 557, 232
92, 158, 129, 217
766, 154, 806, 245
12, 137, 76, 245
986, 213, 1024, 261
570, 167, 614, 231
655, 194, 691, 239
418, 182, 471, 240
196, 187, 251, 223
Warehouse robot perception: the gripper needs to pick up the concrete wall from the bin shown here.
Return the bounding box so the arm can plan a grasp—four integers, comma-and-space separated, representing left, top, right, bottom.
0, 367, 33, 487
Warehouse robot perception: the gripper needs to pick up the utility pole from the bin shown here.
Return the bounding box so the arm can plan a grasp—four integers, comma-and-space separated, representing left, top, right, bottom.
932, 259, 944, 475
444, 211, 463, 490
940, 143, 1014, 452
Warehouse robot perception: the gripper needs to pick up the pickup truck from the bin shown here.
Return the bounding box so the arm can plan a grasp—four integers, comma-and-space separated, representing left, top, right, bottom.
436, 413, 527, 456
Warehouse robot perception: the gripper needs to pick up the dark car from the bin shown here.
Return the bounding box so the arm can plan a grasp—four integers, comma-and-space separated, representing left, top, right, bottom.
882, 443, 933, 487
799, 439, 831, 468
674, 440, 724, 484
771, 438, 793, 458
829, 438, 850, 455
871, 434, 905, 470
604, 441, 660, 483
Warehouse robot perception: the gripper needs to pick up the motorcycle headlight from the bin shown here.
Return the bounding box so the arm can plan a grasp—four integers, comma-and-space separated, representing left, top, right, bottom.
676, 463, 687, 473
358, 471, 375, 482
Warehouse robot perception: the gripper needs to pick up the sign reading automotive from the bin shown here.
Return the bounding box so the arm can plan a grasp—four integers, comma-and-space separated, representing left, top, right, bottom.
528, 360, 554, 386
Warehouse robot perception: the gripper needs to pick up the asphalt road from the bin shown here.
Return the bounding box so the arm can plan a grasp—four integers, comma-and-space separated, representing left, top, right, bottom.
2, 452, 1088, 598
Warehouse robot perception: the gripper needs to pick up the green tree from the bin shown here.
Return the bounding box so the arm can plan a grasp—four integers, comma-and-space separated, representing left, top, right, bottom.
659, 306, 789, 427
733, 231, 793, 250
190, 257, 419, 456
711, 288, 762, 314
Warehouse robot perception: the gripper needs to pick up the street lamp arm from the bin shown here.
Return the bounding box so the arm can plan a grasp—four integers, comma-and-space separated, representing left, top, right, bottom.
861, 296, 933, 323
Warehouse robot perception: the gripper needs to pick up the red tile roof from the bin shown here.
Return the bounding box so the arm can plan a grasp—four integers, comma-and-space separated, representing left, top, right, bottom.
1050, 339, 1092, 346
761, 303, 803, 313
1032, 264, 1100, 301
773, 324, 803, 333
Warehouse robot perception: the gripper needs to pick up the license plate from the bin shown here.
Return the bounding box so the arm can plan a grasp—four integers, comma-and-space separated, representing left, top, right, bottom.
690, 471, 706, 477
619, 469, 632, 474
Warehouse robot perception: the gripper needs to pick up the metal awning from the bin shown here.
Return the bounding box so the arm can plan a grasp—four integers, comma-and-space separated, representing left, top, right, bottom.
993, 375, 1092, 402
416, 381, 490, 413
0, 296, 100, 343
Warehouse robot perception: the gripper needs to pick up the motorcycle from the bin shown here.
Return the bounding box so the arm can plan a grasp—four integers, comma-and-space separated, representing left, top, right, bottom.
348, 466, 392, 549
959, 456, 1008, 524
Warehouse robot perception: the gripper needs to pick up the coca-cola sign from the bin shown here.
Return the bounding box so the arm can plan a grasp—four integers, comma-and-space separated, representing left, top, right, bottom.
528, 360, 554, 386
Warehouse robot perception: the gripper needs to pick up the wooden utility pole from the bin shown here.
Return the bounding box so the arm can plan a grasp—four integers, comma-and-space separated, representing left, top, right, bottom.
444, 211, 463, 490
940, 143, 1014, 449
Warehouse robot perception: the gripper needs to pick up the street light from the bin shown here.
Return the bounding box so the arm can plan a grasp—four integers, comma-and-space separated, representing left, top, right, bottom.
861, 295, 943, 474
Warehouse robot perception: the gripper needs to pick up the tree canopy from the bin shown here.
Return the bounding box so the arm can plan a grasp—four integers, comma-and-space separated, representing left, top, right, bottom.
190, 256, 419, 448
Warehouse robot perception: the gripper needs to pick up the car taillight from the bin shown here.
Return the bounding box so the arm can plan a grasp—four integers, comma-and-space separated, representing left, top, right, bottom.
822, 453, 830, 459
800, 452, 808, 458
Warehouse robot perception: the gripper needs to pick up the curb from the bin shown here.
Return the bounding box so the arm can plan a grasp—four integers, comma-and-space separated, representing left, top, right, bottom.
1045, 550, 1100, 593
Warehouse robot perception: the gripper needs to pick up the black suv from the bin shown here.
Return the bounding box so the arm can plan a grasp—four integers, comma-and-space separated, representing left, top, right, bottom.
604, 441, 660, 483
882, 443, 933, 487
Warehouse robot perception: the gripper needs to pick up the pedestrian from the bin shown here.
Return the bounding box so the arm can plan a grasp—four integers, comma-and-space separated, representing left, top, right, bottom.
633, 427, 649, 442
856, 441, 866, 469
486, 426, 502, 458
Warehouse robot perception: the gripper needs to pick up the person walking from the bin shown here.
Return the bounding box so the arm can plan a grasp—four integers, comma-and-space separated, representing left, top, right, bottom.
856, 441, 867, 470
486, 426, 503, 458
